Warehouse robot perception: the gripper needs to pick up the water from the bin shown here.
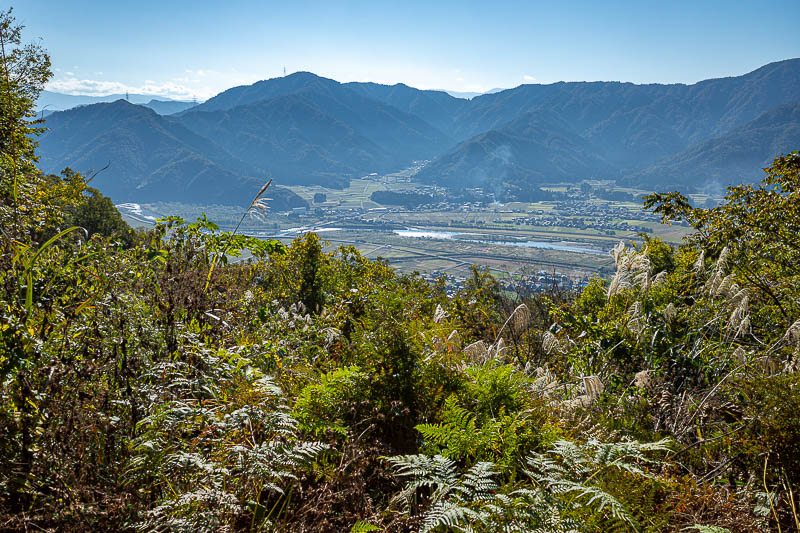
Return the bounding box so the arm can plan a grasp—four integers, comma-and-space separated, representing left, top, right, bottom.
394, 229, 458, 239
393, 228, 606, 255
280, 226, 343, 235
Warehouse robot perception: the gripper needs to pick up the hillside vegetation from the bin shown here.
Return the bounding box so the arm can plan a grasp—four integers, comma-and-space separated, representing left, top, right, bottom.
3, 10, 800, 532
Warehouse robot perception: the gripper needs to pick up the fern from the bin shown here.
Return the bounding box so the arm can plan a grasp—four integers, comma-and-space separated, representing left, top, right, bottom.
128, 346, 327, 531
525, 438, 671, 532
415, 394, 538, 471
351, 520, 382, 532
388, 437, 670, 532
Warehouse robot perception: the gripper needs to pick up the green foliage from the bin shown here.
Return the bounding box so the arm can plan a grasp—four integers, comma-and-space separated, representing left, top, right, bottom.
350, 520, 382, 532
451, 265, 503, 340
294, 365, 370, 438
525, 438, 671, 532
735, 373, 800, 483
0, 8, 52, 234
0, 8, 50, 164
389, 437, 670, 532
61, 181, 135, 246
0, 18, 796, 529
130, 349, 328, 531
644, 152, 800, 329
416, 395, 538, 473
415, 363, 559, 472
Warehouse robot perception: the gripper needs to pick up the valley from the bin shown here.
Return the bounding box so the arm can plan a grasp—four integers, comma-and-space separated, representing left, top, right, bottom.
117, 164, 692, 291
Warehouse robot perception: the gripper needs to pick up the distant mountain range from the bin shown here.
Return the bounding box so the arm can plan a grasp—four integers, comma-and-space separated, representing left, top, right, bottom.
443, 88, 507, 99
37, 60, 800, 205
37, 90, 197, 115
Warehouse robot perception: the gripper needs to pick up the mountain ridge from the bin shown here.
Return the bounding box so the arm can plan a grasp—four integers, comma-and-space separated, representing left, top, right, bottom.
38, 100, 306, 208
37, 59, 800, 204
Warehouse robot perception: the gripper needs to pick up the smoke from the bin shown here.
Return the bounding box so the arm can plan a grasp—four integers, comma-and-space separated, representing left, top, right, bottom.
488, 145, 514, 200
700, 179, 726, 199
490, 144, 514, 166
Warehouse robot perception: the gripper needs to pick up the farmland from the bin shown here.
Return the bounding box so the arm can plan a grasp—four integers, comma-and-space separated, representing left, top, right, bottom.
118, 167, 698, 291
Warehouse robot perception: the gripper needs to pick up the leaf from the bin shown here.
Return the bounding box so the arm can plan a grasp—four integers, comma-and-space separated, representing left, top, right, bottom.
350, 521, 381, 532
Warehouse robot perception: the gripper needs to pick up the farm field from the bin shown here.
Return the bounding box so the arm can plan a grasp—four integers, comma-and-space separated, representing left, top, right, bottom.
119, 171, 697, 287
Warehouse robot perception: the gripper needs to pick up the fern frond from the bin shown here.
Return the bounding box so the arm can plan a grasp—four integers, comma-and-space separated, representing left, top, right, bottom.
351, 520, 382, 532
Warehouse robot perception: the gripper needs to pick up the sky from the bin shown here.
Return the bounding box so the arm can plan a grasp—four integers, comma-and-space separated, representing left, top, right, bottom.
10, 0, 800, 101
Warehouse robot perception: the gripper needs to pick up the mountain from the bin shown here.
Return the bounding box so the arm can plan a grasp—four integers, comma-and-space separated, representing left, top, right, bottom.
176, 73, 454, 185
185, 71, 339, 113
36, 90, 193, 111
416, 110, 617, 195
177, 93, 387, 188
344, 81, 469, 132
38, 100, 306, 208
626, 102, 800, 191
36, 60, 800, 204
417, 59, 800, 191
142, 99, 197, 115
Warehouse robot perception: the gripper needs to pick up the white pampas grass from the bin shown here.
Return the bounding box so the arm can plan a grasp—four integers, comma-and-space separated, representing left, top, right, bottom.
627, 301, 645, 338
727, 293, 751, 338
607, 243, 652, 299
532, 366, 557, 391
716, 246, 730, 272
633, 370, 652, 389
509, 303, 531, 335
663, 303, 677, 323
714, 274, 736, 297
693, 250, 706, 275
562, 376, 603, 410
433, 304, 449, 324
612, 241, 627, 265
446, 330, 462, 351
583, 375, 604, 399
463, 340, 488, 363
542, 331, 561, 355
321, 327, 341, 349
489, 337, 507, 359
784, 320, 800, 347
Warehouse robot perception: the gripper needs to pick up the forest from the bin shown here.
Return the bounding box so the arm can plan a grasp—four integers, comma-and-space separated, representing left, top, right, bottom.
2, 9, 800, 532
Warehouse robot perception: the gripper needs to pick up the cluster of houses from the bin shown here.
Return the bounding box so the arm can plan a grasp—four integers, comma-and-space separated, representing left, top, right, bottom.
420, 269, 594, 297
502, 200, 661, 234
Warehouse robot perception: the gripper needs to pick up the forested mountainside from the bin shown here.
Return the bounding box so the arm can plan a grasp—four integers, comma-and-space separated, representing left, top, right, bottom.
417, 59, 800, 190
176, 86, 453, 186
141, 99, 196, 115
39, 60, 800, 203
624, 101, 800, 189
414, 109, 618, 192
37, 100, 307, 208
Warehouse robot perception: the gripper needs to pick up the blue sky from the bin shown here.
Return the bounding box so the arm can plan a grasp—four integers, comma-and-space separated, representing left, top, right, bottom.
11, 0, 799, 100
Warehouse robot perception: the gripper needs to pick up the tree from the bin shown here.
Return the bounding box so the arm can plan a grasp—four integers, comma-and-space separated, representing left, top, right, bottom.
0, 7, 52, 235
62, 183, 136, 247
643, 151, 800, 341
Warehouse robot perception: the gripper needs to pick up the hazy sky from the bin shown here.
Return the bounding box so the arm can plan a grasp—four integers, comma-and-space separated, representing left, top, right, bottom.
11, 0, 799, 100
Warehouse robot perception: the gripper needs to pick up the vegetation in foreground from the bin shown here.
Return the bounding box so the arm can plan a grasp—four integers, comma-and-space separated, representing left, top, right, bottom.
2, 9, 800, 532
